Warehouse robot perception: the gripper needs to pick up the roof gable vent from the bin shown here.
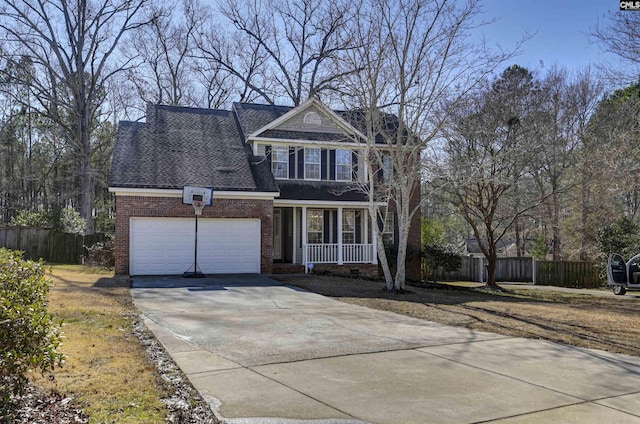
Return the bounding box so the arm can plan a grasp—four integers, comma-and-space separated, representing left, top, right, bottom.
303, 111, 322, 125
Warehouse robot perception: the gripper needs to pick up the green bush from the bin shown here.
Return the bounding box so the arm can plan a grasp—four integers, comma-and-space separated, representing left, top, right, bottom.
9, 208, 86, 235
9, 210, 54, 228
85, 235, 115, 268
596, 217, 640, 259
422, 244, 462, 283
0, 249, 64, 410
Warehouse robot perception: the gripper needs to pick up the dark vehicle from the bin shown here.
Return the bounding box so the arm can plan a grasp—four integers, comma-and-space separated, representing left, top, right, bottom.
607, 253, 640, 295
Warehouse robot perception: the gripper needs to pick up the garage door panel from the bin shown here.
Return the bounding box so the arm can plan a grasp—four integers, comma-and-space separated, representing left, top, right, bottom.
130, 218, 260, 275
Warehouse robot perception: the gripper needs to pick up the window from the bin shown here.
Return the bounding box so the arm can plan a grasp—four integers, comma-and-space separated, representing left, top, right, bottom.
303, 111, 322, 125
271, 146, 289, 179
382, 154, 392, 183
307, 209, 323, 244
342, 210, 355, 244
304, 147, 321, 180
382, 212, 394, 245
336, 149, 352, 181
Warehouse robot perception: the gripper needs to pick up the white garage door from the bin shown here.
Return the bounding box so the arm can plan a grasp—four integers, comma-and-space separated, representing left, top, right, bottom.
130, 217, 261, 275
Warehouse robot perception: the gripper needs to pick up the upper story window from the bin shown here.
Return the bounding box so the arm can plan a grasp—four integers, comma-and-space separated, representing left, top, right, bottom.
271, 146, 289, 179
336, 149, 352, 181
304, 147, 321, 180
382, 212, 394, 245
303, 111, 322, 125
382, 154, 392, 183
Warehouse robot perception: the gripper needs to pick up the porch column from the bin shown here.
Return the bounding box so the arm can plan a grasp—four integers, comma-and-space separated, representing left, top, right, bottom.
292, 207, 297, 264
371, 210, 378, 264
302, 206, 308, 272
337, 207, 343, 265
363, 211, 370, 263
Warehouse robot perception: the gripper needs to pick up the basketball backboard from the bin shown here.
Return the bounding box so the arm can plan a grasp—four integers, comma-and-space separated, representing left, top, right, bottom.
182, 186, 213, 205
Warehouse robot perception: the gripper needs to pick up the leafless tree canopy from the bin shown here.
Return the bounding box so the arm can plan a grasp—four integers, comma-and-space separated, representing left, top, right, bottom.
195, 0, 360, 106
0, 0, 150, 231
339, 0, 523, 290
592, 11, 640, 83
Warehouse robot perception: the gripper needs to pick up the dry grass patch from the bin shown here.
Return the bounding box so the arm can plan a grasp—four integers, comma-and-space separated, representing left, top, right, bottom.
33, 265, 167, 423
273, 275, 640, 357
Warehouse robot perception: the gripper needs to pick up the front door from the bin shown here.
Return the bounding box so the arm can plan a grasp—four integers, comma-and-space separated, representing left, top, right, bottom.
274, 208, 282, 261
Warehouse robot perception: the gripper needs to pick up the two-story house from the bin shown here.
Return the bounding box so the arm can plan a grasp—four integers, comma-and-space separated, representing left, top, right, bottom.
109, 98, 421, 278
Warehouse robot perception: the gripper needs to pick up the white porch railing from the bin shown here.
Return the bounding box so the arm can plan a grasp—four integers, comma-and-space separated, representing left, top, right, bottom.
304, 244, 374, 264
343, 244, 374, 263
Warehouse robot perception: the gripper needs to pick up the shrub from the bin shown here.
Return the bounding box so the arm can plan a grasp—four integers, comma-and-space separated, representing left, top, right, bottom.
9, 210, 54, 228
422, 244, 462, 283
9, 208, 86, 235
0, 249, 64, 410
596, 217, 640, 260
85, 235, 115, 268
55, 208, 86, 235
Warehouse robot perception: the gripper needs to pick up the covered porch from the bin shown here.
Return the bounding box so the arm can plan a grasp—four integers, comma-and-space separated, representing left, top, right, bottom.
273, 204, 379, 272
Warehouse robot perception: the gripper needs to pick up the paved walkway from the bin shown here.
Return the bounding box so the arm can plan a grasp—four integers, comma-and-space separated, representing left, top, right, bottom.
131, 275, 640, 424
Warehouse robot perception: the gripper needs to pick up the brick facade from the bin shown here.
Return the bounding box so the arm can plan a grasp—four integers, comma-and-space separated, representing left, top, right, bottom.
406, 187, 422, 281
312, 263, 380, 279
114, 195, 273, 275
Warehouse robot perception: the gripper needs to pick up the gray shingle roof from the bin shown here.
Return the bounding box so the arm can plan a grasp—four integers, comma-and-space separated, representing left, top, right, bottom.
276, 180, 368, 202
109, 102, 400, 194
109, 104, 278, 192
259, 129, 354, 143
232, 102, 293, 138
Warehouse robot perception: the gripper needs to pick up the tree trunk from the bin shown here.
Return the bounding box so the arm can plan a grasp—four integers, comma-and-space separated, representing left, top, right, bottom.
514, 217, 523, 257
485, 251, 499, 289
579, 171, 590, 261
79, 99, 93, 234
552, 192, 561, 261
79, 151, 93, 234
376, 231, 394, 292
394, 223, 407, 291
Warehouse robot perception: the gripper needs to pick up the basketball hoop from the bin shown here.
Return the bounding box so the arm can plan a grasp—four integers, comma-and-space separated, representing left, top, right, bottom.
192, 200, 204, 216
182, 186, 212, 278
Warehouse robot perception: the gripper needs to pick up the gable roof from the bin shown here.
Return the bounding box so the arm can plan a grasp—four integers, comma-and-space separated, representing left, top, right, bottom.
232, 102, 292, 138
109, 104, 278, 192
234, 98, 367, 144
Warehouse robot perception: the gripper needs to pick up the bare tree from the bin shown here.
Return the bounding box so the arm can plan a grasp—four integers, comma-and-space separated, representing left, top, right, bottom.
123, 0, 231, 108
196, 0, 359, 106
341, 0, 522, 291
0, 0, 150, 231
530, 66, 603, 260
431, 66, 546, 289
584, 82, 640, 228
592, 10, 640, 84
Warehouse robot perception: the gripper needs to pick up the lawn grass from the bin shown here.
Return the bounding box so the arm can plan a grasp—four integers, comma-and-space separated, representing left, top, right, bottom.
33, 265, 167, 423
272, 275, 640, 357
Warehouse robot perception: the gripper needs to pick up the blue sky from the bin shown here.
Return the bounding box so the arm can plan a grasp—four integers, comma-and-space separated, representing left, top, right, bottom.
477, 0, 619, 74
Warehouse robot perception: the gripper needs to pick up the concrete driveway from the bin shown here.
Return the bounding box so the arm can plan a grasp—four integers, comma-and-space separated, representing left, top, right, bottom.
131, 275, 640, 424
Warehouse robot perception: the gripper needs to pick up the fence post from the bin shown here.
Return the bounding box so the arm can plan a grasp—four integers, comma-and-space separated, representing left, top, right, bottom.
532, 257, 537, 285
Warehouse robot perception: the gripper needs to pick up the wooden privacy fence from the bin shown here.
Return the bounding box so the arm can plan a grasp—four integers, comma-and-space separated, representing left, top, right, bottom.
535, 260, 601, 288
0, 227, 105, 264
436, 256, 602, 288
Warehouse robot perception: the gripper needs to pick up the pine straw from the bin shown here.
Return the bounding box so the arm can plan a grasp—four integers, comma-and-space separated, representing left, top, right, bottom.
273, 275, 640, 357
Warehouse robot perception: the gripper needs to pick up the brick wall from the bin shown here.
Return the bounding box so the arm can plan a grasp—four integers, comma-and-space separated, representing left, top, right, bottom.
312, 263, 379, 279
114, 195, 273, 275
406, 188, 422, 281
